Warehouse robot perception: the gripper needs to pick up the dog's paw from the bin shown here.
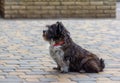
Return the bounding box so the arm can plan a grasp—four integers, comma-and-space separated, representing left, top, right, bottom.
60, 67, 69, 73
60, 70, 68, 73
53, 67, 60, 70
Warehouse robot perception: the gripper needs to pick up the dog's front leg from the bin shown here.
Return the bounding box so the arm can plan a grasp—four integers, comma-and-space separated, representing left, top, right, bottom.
60, 60, 69, 73
53, 62, 61, 70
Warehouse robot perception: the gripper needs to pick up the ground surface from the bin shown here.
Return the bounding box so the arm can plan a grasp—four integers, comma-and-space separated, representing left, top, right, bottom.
0, 3, 120, 83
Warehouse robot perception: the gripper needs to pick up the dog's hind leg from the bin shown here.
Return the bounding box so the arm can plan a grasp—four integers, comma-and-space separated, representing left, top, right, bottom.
83, 59, 101, 73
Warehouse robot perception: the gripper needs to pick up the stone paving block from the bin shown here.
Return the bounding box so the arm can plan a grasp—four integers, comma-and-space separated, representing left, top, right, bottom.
26, 71, 53, 75
0, 82, 22, 83
58, 74, 77, 78
88, 73, 113, 78
26, 82, 49, 83
51, 82, 77, 83
96, 81, 120, 83
109, 76, 120, 81
17, 67, 32, 70
9, 72, 25, 75
0, 79, 23, 83
25, 78, 39, 82
0, 72, 8, 76
39, 78, 58, 82
3, 69, 15, 72
45, 75, 59, 79
0, 76, 5, 79
70, 77, 96, 81
76, 74, 89, 78
0, 66, 16, 70
97, 77, 111, 81
19, 75, 45, 79
5, 75, 19, 79
58, 78, 72, 82
78, 81, 96, 83
113, 73, 120, 76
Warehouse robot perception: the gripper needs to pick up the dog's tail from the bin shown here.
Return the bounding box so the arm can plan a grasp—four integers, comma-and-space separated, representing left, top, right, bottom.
100, 58, 105, 71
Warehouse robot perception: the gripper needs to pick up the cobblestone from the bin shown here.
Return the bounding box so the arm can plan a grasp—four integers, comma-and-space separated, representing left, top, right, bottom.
109, 76, 120, 81
0, 3, 120, 83
78, 81, 96, 83
39, 78, 58, 82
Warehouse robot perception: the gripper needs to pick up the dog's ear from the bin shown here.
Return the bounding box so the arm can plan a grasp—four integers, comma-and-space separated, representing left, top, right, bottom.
46, 25, 50, 28
56, 21, 61, 24
57, 22, 65, 33
58, 22, 70, 35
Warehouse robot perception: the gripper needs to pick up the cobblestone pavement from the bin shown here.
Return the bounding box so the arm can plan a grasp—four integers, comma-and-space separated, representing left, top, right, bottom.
0, 4, 120, 83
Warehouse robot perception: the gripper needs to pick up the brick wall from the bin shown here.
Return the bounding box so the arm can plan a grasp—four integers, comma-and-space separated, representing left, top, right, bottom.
0, 0, 4, 17
0, 0, 2, 16
0, 0, 1, 15
0, 0, 116, 18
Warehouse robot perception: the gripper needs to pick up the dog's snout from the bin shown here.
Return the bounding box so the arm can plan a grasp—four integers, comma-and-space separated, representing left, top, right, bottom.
43, 30, 46, 33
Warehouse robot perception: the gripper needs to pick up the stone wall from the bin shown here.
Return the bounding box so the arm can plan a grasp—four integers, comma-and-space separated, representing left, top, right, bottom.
0, 0, 4, 17
0, 0, 116, 18
0, 0, 2, 16
0, 0, 1, 15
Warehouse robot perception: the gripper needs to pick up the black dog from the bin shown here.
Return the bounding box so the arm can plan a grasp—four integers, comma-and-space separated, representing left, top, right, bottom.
43, 22, 105, 73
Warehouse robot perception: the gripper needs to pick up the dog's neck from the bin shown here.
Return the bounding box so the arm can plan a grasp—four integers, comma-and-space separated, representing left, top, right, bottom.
53, 41, 64, 46
50, 39, 64, 46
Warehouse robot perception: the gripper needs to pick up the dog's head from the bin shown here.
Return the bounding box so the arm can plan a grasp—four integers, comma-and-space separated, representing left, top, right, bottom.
43, 22, 70, 42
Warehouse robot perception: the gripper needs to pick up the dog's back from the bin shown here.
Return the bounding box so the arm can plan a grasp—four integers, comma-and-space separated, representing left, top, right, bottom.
63, 43, 105, 73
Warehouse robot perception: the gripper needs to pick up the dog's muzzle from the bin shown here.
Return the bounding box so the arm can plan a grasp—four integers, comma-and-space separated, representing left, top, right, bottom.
43, 30, 48, 41
43, 30, 47, 36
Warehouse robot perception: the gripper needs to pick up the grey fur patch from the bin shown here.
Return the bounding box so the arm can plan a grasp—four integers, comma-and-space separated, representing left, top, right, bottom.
49, 40, 69, 72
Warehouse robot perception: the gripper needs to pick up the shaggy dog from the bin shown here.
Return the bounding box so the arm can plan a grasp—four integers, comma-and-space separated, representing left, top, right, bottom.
43, 22, 105, 73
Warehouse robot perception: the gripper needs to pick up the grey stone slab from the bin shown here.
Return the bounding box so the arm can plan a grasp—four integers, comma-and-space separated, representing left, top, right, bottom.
110, 76, 120, 81
25, 82, 49, 83
3, 69, 15, 72
26, 71, 59, 75
0, 79, 23, 83
70, 77, 96, 81
78, 81, 96, 83
88, 74, 113, 78
39, 78, 58, 82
